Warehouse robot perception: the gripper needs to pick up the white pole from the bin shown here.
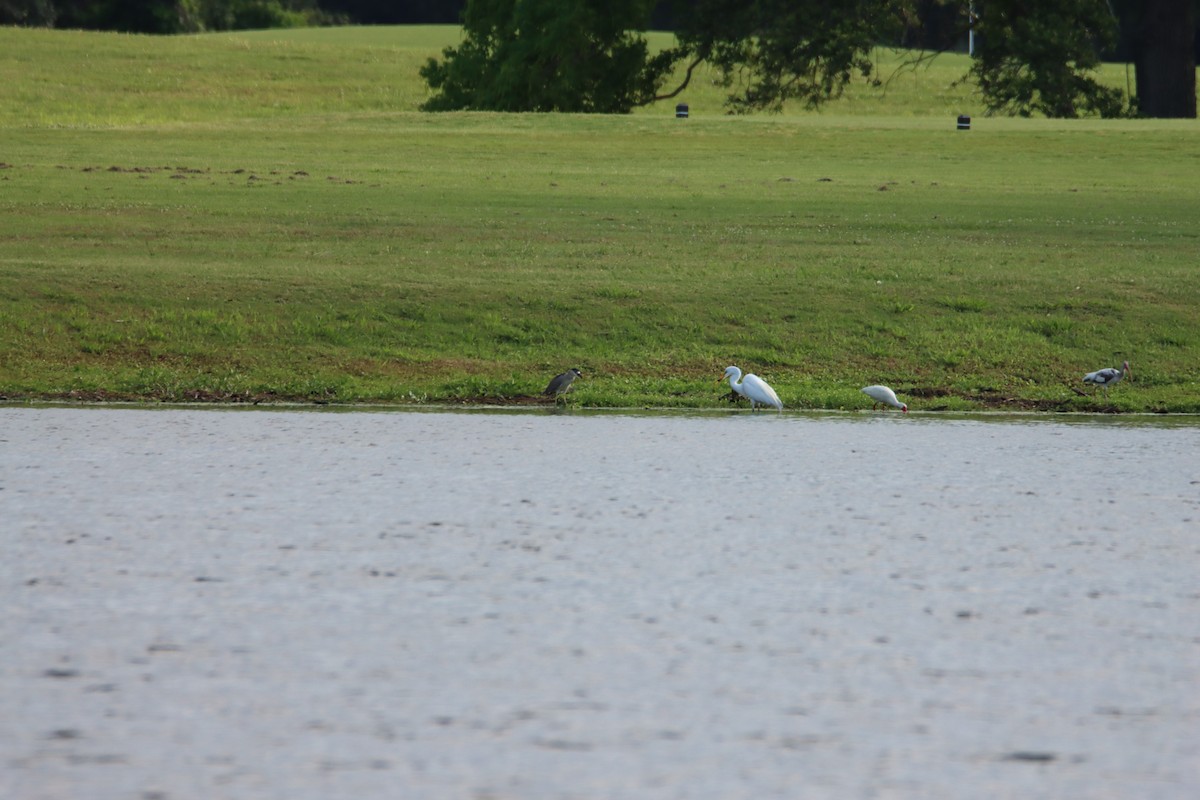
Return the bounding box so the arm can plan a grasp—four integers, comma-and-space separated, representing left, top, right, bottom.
968, 3, 976, 56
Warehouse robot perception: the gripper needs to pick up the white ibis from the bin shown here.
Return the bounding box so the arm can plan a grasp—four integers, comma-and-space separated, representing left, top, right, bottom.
1083, 360, 1130, 396
720, 366, 783, 411
862, 385, 907, 412
544, 368, 582, 401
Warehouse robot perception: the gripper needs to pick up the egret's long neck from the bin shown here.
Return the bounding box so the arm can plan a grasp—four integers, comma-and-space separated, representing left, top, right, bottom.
727, 372, 744, 395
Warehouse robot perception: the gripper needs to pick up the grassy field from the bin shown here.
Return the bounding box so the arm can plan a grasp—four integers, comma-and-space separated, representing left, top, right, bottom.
1, 26, 1197, 411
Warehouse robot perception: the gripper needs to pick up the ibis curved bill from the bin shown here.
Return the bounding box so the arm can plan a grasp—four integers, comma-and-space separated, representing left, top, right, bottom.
1083, 360, 1130, 396
720, 366, 783, 412
862, 385, 907, 412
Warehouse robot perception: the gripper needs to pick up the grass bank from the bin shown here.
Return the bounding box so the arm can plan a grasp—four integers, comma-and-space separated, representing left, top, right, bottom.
1, 26, 1197, 411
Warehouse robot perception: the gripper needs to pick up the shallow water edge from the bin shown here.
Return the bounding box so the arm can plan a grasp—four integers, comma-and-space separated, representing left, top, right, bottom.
5, 399, 1200, 427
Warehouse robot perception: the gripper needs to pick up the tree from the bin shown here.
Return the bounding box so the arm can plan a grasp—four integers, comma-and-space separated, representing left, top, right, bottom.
420, 0, 669, 112
1112, 0, 1197, 118
967, 0, 1128, 117
63, 0, 198, 33
316, 0, 466, 24
421, 0, 916, 113
3, 0, 331, 32
198, 0, 316, 31
669, 0, 912, 112
0, 0, 59, 25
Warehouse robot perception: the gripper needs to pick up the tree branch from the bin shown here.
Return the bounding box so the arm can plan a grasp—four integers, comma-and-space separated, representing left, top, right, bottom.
652, 55, 706, 102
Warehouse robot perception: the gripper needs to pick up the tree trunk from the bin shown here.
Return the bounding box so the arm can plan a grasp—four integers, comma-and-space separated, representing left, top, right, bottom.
1133, 0, 1197, 118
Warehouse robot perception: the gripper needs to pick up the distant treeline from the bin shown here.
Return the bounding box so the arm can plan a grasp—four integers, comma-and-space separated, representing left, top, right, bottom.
2, 0, 1194, 63
1, 0, 966, 49
2, 0, 448, 30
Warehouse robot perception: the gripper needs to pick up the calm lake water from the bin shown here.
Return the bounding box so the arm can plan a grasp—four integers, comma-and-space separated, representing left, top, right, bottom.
3, 406, 1198, 799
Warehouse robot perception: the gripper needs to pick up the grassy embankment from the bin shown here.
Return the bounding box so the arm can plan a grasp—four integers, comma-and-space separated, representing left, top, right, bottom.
1, 26, 1197, 411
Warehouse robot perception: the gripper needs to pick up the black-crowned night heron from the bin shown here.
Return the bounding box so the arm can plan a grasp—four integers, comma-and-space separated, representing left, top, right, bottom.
718, 366, 782, 411
861, 384, 908, 412
1083, 360, 1130, 396
544, 368, 582, 400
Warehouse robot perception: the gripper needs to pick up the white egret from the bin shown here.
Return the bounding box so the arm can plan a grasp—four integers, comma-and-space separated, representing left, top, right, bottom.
544, 368, 583, 401
720, 366, 783, 411
1083, 360, 1130, 396
862, 385, 908, 412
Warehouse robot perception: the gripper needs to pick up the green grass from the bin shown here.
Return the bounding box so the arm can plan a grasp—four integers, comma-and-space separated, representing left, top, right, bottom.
1, 26, 1198, 411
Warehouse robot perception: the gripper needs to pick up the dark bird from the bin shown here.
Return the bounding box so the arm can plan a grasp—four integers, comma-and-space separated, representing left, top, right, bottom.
1083, 360, 1131, 396
544, 368, 583, 400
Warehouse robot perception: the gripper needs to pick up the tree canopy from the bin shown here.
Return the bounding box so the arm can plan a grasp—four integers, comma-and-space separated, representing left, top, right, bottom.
669, 0, 912, 112
420, 0, 1195, 118
419, 0, 667, 113
420, 0, 917, 113
969, 0, 1127, 118
0, 0, 338, 31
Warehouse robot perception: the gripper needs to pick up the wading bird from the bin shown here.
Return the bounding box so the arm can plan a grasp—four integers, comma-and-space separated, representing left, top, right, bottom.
862, 385, 908, 412
1083, 360, 1130, 396
544, 368, 583, 401
720, 366, 783, 412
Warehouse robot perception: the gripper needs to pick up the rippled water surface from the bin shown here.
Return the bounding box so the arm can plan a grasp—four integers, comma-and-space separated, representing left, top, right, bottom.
3, 406, 1199, 799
